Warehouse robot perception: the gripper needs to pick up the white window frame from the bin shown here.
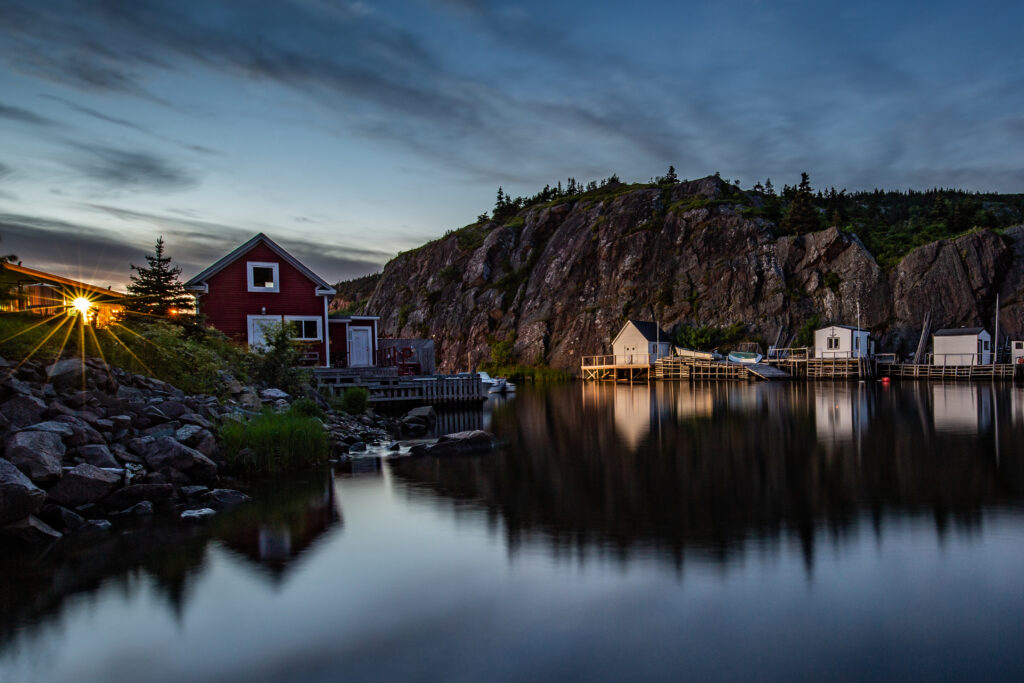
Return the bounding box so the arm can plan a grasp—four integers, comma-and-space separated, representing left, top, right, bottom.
284, 315, 322, 341
247, 262, 280, 293
827, 336, 840, 350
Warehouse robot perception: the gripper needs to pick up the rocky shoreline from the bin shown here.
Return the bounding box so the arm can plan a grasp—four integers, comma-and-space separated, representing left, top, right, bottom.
0, 355, 396, 546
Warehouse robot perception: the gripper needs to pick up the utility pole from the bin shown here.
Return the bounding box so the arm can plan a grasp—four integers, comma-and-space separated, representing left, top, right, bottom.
993, 293, 1000, 365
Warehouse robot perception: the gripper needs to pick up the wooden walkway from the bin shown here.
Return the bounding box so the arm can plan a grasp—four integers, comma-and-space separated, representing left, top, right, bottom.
314, 369, 487, 403
654, 357, 791, 381
876, 362, 1016, 380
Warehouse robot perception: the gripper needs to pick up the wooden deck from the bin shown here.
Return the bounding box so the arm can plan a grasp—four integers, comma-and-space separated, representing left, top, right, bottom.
314, 369, 486, 403
876, 362, 1017, 380
583, 355, 794, 382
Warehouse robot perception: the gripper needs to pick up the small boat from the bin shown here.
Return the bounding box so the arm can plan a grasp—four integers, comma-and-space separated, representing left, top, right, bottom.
477, 371, 516, 394
727, 351, 762, 364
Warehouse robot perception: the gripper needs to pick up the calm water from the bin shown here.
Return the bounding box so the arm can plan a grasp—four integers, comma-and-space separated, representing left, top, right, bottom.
3, 381, 1024, 682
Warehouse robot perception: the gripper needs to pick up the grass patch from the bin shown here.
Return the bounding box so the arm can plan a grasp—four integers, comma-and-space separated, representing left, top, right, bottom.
332, 386, 369, 414
219, 408, 329, 475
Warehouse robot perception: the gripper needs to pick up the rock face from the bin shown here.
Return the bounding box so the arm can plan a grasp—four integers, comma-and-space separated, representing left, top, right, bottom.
363, 177, 1024, 371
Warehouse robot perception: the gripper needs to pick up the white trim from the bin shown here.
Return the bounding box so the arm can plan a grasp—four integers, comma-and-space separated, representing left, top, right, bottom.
283, 315, 322, 341
247, 314, 281, 350
247, 262, 280, 293
323, 296, 331, 368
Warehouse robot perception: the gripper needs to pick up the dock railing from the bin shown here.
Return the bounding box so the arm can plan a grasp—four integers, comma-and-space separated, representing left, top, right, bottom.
766, 346, 810, 360
581, 353, 655, 368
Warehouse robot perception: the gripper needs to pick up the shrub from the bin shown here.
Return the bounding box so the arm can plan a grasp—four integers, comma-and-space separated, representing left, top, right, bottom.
289, 397, 325, 420
247, 322, 311, 395
219, 411, 329, 475
335, 386, 369, 414
795, 315, 821, 348
823, 271, 841, 295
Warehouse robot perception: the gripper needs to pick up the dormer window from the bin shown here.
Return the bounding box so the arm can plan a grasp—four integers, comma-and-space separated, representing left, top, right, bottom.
248, 262, 280, 293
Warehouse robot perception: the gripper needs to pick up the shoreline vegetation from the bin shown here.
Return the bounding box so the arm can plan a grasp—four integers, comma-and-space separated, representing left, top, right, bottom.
0, 313, 396, 548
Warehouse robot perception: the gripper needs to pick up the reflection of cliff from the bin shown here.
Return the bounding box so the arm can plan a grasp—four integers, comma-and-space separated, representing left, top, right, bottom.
390, 383, 1024, 570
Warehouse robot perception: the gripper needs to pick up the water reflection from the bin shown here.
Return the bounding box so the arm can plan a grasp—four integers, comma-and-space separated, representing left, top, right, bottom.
391, 381, 1024, 572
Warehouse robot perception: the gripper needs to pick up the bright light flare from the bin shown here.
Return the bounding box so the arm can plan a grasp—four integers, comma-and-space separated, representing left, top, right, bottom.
72, 297, 93, 315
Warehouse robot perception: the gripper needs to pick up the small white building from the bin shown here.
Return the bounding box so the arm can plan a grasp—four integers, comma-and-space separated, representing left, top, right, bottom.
612, 320, 672, 365
813, 324, 872, 359
1011, 340, 1024, 365
932, 327, 991, 366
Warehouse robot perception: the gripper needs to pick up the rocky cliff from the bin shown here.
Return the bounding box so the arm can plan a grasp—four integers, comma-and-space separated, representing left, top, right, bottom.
362, 177, 1023, 372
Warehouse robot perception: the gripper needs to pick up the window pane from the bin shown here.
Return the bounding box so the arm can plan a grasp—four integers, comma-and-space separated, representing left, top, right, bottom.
252, 266, 274, 288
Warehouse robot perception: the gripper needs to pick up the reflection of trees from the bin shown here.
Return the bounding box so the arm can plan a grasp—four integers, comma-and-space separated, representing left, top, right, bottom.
0, 472, 339, 652
390, 383, 1024, 571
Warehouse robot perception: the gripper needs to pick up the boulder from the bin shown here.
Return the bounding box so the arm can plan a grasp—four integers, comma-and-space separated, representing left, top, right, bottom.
5, 431, 65, 484
77, 444, 120, 468
414, 430, 496, 457
2, 395, 47, 429
237, 391, 262, 411
405, 406, 437, 425
47, 464, 121, 507
157, 401, 188, 419
178, 485, 210, 500
45, 359, 82, 390
19, 420, 75, 439
1, 515, 62, 544
37, 504, 87, 532
259, 388, 291, 402
181, 507, 216, 521
141, 436, 218, 482
109, 500, 154, 519
50, 415, 104, 446
0, 458, 47, 524
81, 519, 113, 533
200, 488, 250, 510
348, 441, 367, 453
101, 483, 174, 510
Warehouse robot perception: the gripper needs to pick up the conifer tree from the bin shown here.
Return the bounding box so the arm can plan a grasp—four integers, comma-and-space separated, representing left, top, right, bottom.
780, 172, 822, 236
126, 236, 193, 317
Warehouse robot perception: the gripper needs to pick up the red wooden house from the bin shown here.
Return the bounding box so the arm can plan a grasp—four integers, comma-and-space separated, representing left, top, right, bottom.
185, 233, 378, 367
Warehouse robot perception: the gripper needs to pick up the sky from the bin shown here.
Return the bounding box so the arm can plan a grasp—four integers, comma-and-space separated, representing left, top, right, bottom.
1, 0, 1022, 290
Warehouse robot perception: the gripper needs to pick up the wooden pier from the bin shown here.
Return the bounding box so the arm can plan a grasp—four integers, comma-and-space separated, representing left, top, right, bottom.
583, 355, 792, 382
581, 354, 654, 382
875, 361, 1016, 380
314, 369, 486, 403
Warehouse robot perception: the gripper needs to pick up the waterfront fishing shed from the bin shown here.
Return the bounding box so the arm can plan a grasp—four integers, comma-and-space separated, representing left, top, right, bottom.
813, 324, 872, 359
932, 328, 991, 365
611, 320, 672, 364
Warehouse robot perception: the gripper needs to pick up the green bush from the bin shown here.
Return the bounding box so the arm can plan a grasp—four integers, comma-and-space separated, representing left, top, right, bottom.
289, 397, 325, 420
219, 411, 329, 475
247, 322, 311, 395
795, 315, 821, 348
335, 386, 369, 414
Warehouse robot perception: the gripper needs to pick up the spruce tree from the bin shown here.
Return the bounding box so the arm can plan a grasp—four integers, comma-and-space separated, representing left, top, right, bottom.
780, 172, 822, 236
126, 236, 193, 317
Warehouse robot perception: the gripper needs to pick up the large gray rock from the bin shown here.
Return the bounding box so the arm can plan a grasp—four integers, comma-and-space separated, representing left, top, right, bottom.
237, 391, 262, 411
1, 515, 62, 544
45, 359, 83, 391
101, 484, 174, 510
142, 436, 218, 481
46, 463, 121, 507
200, 488, 250, 510
37, 504, 87, 532
109, 500, 154, 519
22, 420, 75, 439
50, 415, 104, 446
77, 444, 120, 468
2, 395, 47, 429
259, 388, 291, 402
0, 458, 47, 524
181, 507, 216, 521
412, 430, 496, 457
5, 431, 65, 484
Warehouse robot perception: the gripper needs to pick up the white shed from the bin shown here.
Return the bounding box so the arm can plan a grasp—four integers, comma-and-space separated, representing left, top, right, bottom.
932, 328, 991, 365
1011, 340, 1024, 365
813, 324, 872, 359
611, 320, 672, 365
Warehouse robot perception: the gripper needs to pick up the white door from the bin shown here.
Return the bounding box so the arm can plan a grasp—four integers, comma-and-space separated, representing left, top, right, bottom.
247, 315, 280, 350
350, 327, 372, 366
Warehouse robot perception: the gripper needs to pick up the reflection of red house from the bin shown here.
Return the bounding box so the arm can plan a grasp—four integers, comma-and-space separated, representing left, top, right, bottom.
184, 233, 377, 367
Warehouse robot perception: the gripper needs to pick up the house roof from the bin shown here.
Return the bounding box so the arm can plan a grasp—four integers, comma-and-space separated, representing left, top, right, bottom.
817, 324, 866, 332
934, 327, 985, 337
618, 319, 672, 343
0, 262, 125, 299
184, 233, 335, 293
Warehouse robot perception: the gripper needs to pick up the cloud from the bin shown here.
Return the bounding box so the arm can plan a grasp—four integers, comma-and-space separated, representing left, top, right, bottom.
66, 143, 198, 191
0, 102, 53, 126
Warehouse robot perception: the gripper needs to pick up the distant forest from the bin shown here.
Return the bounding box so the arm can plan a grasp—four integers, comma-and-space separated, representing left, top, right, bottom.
481, 169, 1024, 269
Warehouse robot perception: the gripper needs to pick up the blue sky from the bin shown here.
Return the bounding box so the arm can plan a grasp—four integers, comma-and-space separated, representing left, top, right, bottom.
1, 0, 1022, 288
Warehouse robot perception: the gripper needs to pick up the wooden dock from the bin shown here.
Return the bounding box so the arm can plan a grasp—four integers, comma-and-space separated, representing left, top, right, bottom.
875, 362, 1016, 380
581, 354, 654, 382
314, 369, 486, 403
